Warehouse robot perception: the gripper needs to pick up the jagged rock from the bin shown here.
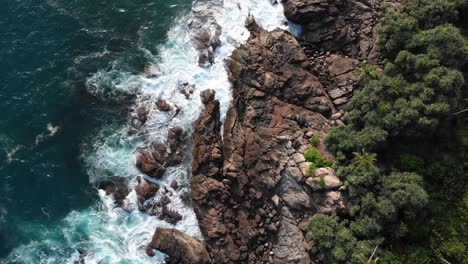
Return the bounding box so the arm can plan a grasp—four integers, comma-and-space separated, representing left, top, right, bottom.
178, 82, 195, 99
135, 177, 160, 203
200, 89, 216, 105
192, 90, 223, 177
170, 180, 179, 190
283, 0, 384, 61
189, 22, 335, 263
136, 147, 166, 178
146, 228, 212, 264
135, 127, 186, 178
189, 0, 222, 67
160, 206, 183, 224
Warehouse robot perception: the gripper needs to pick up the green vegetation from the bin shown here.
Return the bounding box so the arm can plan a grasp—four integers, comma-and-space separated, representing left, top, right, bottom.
309, 0, 468, 262
310, 135, 320, 147
356, 64, 380, 83
304, 147, 333, 177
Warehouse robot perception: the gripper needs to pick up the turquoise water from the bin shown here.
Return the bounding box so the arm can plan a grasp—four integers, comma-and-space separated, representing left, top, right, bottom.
0, 0, 190, 259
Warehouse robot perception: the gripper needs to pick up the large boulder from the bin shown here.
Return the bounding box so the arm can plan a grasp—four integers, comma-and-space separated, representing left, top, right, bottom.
135, 147, 166, 178
146, 228, 212, 264
305, 167, 342, 191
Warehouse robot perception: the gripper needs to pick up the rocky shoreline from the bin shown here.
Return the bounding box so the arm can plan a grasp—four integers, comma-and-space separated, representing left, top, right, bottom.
113, 0, 392, 263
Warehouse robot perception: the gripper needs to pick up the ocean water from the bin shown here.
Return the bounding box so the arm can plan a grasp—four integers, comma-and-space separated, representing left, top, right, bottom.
0, 0, 288, 263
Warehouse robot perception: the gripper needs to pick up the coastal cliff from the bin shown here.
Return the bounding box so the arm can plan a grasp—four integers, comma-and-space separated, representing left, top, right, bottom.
146, 0, 468, 263
184, 0, 389, 262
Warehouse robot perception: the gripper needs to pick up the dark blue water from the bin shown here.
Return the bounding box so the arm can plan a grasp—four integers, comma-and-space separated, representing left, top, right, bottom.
0, 0, 190, 259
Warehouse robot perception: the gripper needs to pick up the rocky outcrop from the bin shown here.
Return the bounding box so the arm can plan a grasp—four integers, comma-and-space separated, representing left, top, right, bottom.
146, 228, 213, 264
189, 0, 222, 67
135, 176, 160, 208
97, 177, 129, 207
135, 127, 187, 178
190, 19, 348, 263
283, 0, 383, 62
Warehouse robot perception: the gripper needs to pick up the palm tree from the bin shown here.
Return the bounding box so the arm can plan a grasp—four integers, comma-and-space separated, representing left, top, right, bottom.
352, 150, 378, 171
356, 64, 380, 83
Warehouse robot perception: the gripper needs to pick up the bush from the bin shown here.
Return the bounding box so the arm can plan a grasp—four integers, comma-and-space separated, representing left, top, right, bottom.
310, 135, 320, 147
304, 147, 333, 168
399, 154, 425, 173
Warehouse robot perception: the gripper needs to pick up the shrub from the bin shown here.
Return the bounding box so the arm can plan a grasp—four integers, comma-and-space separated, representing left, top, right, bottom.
399, 154, 425, 173
310, 135, 320, 147
304, 147, 333, 168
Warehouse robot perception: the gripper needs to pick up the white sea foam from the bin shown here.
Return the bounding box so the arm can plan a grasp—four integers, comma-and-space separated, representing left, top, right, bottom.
4, 1, 289, 263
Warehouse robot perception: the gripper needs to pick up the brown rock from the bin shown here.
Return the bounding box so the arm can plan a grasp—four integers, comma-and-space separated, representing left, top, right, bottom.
147, 228, 212, 264
156, 99, 171, 111
135, 148, 166, 178
328, 55, 355, 76
97, 178, 129, 207
135, 178, 160, 202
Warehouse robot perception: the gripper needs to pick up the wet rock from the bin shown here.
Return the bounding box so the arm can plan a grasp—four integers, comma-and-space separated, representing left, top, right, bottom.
156, 99, 171, 111
170, 180, 179, 190
136, 148, 166, 178
135, 127, 186, 178
97, 178, 129, 207
147, 228, 212, 264
160, 206, 183, 224
178, 82, 195, 99
135, 177, 160, 202
180, 191, 192, 206
200, 89, 216, 105
188, 0, 223, 67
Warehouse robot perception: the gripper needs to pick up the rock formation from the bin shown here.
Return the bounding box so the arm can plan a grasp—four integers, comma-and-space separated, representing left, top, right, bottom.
189, 0, 223, 67
190, 19, 348, 264
135, 127, 187, 179
146, 228, 212, 264
144, 0, 389, 261
283, 0, 383, 62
